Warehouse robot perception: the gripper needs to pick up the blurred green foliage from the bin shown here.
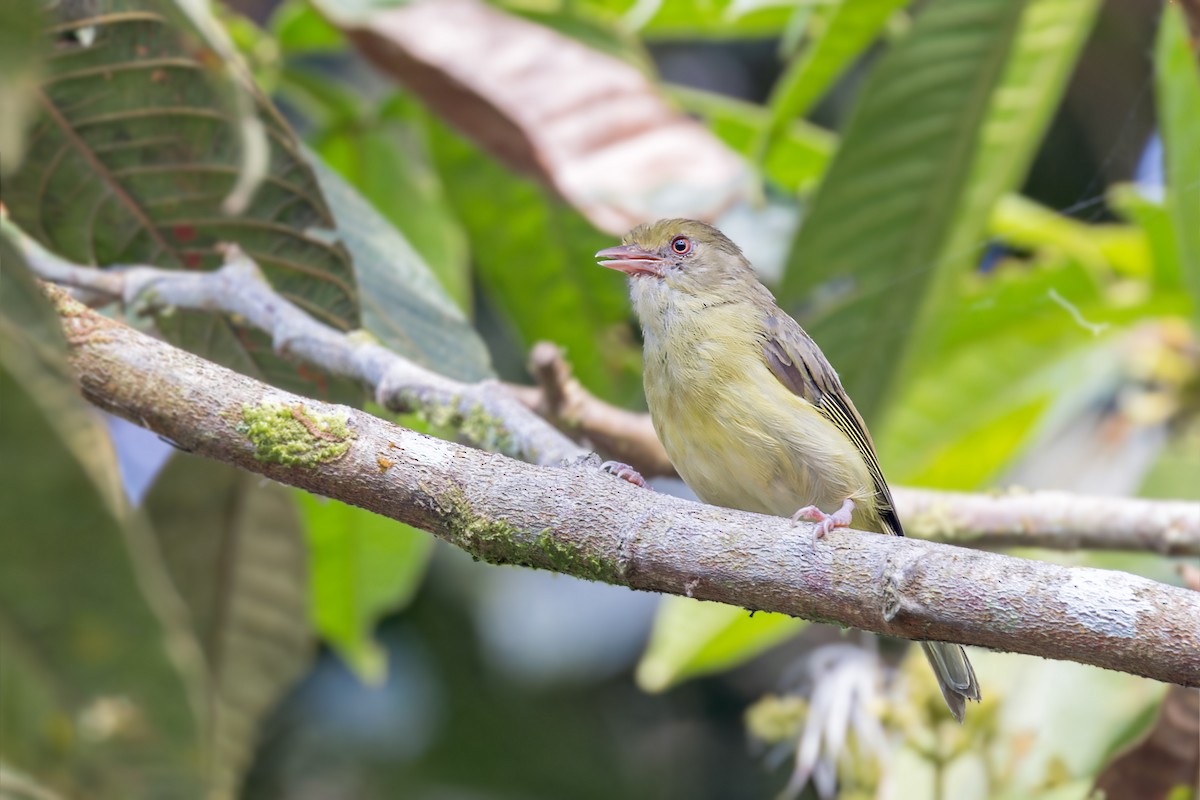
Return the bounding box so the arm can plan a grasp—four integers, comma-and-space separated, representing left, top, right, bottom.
2, 0, 1198, 797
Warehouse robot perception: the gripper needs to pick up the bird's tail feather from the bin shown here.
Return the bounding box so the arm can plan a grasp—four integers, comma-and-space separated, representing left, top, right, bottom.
921, 641, 980, 723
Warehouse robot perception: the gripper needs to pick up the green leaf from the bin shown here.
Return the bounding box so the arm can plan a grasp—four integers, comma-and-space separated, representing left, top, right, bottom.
0, 0, 48, 174
991, 193, 1149, 278
270, 0, 344, 53
1138, 413, 1200, 501
1108, 185, 1181, 291
671, 85, 834, 194
296, 493, 434, 682
427, 120, 642, 402
777, 0, 1029, 423
0, 240, 205, 797
923, 0, 1101, 306
635, 597, 804, 692
312, 92, 473, 311
887, 0, 1104, 449
878, 252, 1188, 488
755, 0, 909, 165
308, 149, 494, 382
1155, 4, 1200, 326
581, 0, 796, 38
144, 457, 313, 799
4, 0, 360, 401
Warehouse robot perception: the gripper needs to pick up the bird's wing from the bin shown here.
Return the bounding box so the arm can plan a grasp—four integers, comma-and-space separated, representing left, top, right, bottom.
761, 313, 904, 537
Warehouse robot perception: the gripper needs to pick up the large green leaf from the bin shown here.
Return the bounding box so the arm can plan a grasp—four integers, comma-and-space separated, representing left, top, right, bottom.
755, 0, 909, 165
1156, 4, 1200, 327
0, 240, 205, 798
939, 0, 1100, 268
777, 0, 1028, 423
872, 0, 1107, 480
635, 597, 804, 692
296, 493, 434, 682
4, 0, 358, 400
143, 457, 312, 800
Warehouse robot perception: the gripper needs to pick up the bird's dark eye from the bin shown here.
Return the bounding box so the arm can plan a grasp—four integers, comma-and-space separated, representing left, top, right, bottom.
671, 236, 691, 255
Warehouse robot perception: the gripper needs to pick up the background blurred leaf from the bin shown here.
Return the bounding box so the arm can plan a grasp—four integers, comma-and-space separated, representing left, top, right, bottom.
985, 655, 1164, 794
755, 0, 908, 164
270, 0, 344, 54
879, 251, 1187, 487
1155, 4, 1200, 326
889, 649, 1166, 800
0, 240, 204, 799
0, 0, 47, 174
1138, 414, 1200, 501
671, 85, 834, 195
144, 457, 312, 800
993, 193, 1150, 278
1110, 186, 1182, 293
307, 150, 493, 382
4, 0, 360, 402
576, 0, 796, 38
428, 120, 642, 401
304, 89, 472, 311
0, 765, 69, 800
296, 493, 434, 683
318, 0, 747, 235
635, 597, 804, 692
913, 0, 1102, 345
778, 0, 1028, 423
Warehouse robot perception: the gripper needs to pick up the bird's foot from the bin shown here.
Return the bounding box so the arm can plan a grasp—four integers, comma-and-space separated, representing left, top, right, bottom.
791, 498, 855, 540
601, 460, 649, 489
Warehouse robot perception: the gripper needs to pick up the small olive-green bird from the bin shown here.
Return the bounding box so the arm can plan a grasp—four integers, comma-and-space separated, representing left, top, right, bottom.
597, 218, 980, 722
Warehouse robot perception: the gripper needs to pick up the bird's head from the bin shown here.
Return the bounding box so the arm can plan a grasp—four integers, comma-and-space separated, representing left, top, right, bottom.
595, 219, 762, 306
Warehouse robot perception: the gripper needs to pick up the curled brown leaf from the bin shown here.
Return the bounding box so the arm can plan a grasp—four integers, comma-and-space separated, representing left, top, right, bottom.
322, 0, 748, 234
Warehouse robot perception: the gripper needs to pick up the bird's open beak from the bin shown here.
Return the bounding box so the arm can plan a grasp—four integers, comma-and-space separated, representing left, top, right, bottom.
595, 244, 665, 278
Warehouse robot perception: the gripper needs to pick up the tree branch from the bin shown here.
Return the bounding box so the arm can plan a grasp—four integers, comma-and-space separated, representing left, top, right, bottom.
40, 284, 1200, 687
23, 240, 1200, 556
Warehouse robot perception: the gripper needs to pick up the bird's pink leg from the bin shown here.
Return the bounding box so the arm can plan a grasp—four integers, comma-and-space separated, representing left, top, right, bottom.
601, 460, 649, 489
791, 498, 855, 539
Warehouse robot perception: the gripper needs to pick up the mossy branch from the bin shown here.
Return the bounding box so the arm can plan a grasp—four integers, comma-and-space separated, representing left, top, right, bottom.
40, 284, 1200, 688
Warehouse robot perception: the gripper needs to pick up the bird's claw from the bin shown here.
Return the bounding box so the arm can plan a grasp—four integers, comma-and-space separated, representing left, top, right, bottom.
790, 498, 855, 541
601, 460, 649, 489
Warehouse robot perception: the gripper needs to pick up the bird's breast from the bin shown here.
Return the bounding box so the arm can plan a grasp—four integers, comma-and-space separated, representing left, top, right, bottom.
642, 307, 875, 521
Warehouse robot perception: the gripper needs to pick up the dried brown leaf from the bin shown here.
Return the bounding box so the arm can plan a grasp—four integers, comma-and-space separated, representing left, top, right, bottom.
320, 0, 747, 234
